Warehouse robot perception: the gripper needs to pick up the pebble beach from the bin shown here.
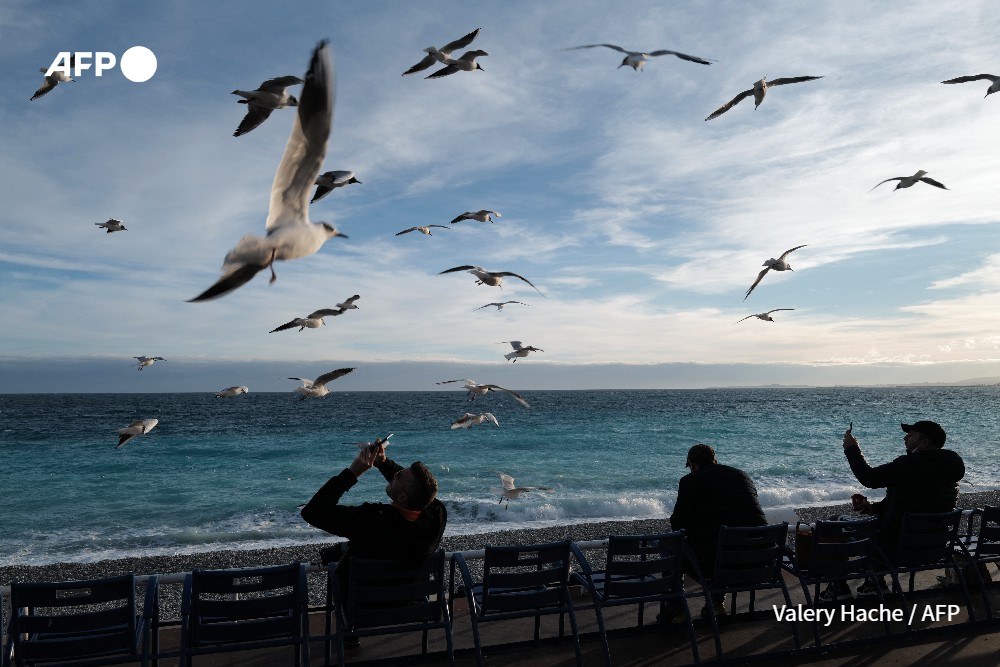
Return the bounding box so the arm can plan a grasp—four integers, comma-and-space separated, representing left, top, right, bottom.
3, 490, 997, 620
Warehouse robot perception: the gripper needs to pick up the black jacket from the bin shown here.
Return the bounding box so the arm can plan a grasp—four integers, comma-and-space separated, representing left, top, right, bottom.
845, 446, 964, 558
670, 463, 767, 576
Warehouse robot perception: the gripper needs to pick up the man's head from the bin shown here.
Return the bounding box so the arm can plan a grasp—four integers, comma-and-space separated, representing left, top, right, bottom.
386, 461, 438, 510
685, 443, 717, 471
901, 421, 947, 453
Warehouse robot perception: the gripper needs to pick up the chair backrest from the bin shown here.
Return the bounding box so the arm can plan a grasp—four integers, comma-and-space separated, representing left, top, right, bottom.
342, 551, 447, 631
601, 532, 686, 601
7, 574, 141, 664
184, 562, 308, 648
894, 510, 963, 567
711, 523, 789, 588
480, 541, 572, 615
969, 506, 1000, 559
803, 517, 879, 579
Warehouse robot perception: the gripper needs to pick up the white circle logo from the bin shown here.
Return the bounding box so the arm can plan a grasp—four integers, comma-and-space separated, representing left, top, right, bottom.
120, 46, 157, 83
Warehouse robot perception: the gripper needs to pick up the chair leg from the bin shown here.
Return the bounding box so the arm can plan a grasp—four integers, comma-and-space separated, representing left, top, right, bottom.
592, 603, 612, 667
566, 604, 583, 667
469, 616, 485, 667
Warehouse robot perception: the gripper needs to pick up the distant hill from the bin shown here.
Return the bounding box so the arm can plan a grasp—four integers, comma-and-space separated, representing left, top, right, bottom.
900, 377, 1000, 387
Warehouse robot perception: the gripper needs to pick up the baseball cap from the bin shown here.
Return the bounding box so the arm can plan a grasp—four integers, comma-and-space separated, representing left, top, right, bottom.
901, 421, 946, 448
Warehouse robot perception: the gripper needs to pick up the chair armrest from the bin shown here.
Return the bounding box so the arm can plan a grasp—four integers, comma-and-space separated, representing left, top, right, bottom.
140, 576, 159, 650
569, 542, 595, 579
452, 553, 477, 612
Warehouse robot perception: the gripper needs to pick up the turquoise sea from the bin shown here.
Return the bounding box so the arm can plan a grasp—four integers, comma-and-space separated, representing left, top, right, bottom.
1, 387, 997, 566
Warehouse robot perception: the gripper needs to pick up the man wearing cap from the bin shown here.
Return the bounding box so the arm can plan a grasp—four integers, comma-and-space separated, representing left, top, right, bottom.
840, 420, 965, 598
669, 443, 767, 618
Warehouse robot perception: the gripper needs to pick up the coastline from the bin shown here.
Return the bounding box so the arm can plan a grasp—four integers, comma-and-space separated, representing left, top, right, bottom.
4, 490, 997, 619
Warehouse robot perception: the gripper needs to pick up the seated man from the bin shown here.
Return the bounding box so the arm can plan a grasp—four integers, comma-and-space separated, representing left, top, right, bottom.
670, 443, 767, 618
301, 441, 446, 643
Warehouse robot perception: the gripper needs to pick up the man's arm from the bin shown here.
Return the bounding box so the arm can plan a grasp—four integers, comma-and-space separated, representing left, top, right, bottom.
375, 457, 404, 482
844, 446, 908, 489
670, 476, 693, 531
300, 446, 380, 538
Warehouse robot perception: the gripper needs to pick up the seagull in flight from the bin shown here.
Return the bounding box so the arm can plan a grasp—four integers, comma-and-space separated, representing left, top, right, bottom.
450, 210, 501, 224
436, 379, 530, 408
269, 308, 345, 332
476, 300, 528, 311
426, 50, 488, 79
232, 75, 304, 137
215, 386, 249, 397
503, 341, 543, 362
869, 170, 948, 192
941, 74, 1000, 97
440, 265, 544, 295
95, 218, 127, 233
744, 245, 807, 300
190, 43, 346, 302
115, 419, 158, 449
288, 367, 355, 400
311, 170, 360, 203
564, 43, 712, 71
396, 225, 450, 236
30, 54, 75, 100
403, 28, 481, 76
450, 412, 499, 429
134, 356, 165, 371
734, 308, 795, 324
492, 471, 552, 509
705, 75, 823, 120
335, 294, 360, 312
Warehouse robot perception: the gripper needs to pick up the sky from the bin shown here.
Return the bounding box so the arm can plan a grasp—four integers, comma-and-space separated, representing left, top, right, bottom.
2, 0, 1000, 392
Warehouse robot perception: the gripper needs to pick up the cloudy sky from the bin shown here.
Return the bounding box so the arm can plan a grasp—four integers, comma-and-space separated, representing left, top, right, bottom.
3, 0, 1000, 392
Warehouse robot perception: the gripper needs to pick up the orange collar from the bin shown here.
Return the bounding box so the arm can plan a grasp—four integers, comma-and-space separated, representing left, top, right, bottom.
392, 504, 421, 521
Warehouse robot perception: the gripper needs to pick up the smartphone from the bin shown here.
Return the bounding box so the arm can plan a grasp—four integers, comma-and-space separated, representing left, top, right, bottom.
847, 421, 853, 434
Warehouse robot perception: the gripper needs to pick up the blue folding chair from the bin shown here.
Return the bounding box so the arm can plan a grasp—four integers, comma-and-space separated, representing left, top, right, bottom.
962, 506, 1000, 618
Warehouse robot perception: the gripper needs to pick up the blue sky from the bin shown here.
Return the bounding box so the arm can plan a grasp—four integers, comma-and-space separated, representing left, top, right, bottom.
3, 0, 1000, 392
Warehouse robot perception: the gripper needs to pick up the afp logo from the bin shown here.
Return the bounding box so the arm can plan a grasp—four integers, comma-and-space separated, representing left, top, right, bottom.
46, 46, 158, 83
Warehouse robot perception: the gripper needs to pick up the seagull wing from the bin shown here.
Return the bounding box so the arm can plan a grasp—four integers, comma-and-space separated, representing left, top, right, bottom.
435, 379, 470, 385
498, 472, 516, 490
307, 308, 342, 318
265, 42, 333, 234
428, 224, 450, 230
396, 227, 419, 235
188, 262, 269, 302
312, 367, 355, 388
647, 49, 713, 65
310, 184, 334, 203
233, 104, 275, 137
778, 244, 808, 261
115, 433, 138, 449
257, 75, 304, 93
565, 43, 627, 54
450, 413, 476, 429
766, 75, 824, 86
442, 28, 481, 53
402, 53, 437, 76
288, 377, 314, 388
425, 65, 459, 79
919, 176, 949, 190
482, 384, 530, 408
495, 271, 544, 295
450, 213, 472, 223
30, 78, 57, 101
744, 267, 770, 300
270, 318, 300, 333
506, 341, 524, 350
483, 413, 499, 427
440, 265, 478, 274
941, 74, 997, 84
705, 88, 754, 120
869, 177, 902, 192
733, 315, 755, 324
766, 308, 796, 315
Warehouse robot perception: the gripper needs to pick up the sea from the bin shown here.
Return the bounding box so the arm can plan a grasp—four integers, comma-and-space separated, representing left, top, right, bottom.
1, 386, 997, 566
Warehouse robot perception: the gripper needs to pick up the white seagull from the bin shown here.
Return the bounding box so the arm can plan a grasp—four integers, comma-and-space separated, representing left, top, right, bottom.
403, 28, 481, 76
426, 50, 488, 79
30, 54, 75, 100
396, 225, 450, 236
436, 379, 530, 408
941, 74, 1000, 97
288, 367, 355, 400
115, 419, 158, 449
564, 43, 712, 71
335, 294, 361, 312
95, 218, 127, 233
450, 412, 499, 429
190, 43, 346, 302
503, 341, 543, 362
869, 170, 948, 192
269, 308, 344, 332
705, 75, 823, 120
492, 471, 552, 509
311, 170, 361, 203
734, 308, 795, 324
215, 385, 249, 397
134, 356, 165, 371
744, 245, 807, 300
476, 300, 528, 311
450, 210, 501, 224
440, 265, 544, 295
232, 75, 304, 137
